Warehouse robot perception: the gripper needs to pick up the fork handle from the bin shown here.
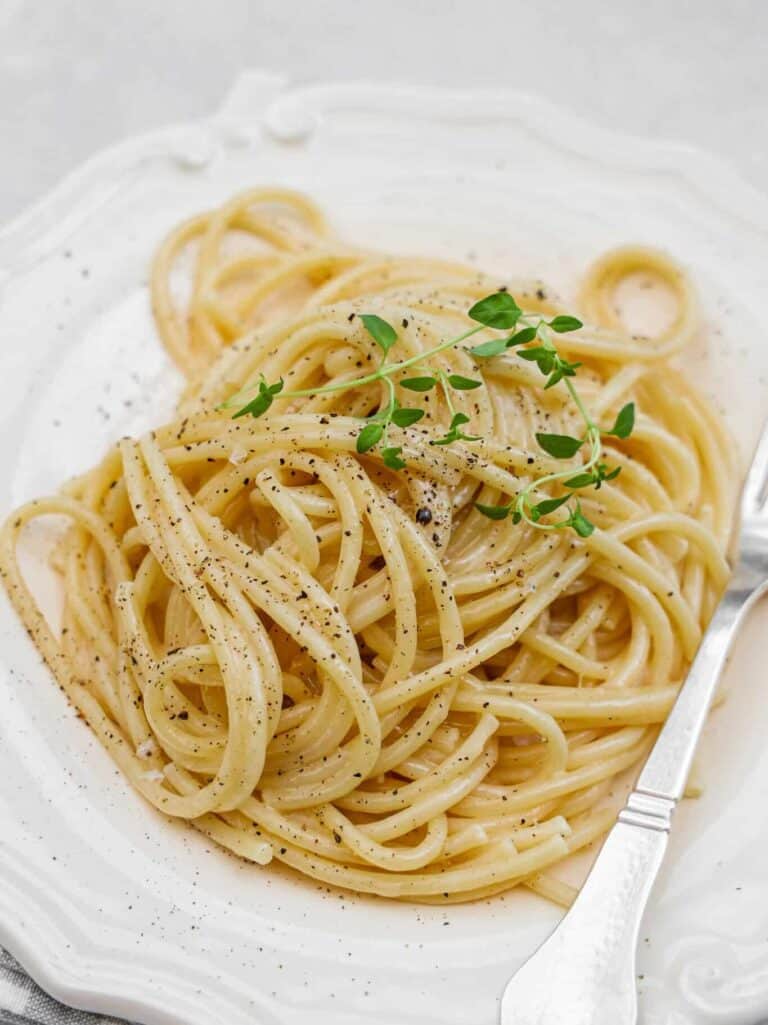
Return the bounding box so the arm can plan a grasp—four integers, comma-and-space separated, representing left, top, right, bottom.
500, 819, 668, 1025
500, 579, 762, 1025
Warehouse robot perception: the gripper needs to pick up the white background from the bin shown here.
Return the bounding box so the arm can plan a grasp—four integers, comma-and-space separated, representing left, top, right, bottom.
1, 0, 767, 225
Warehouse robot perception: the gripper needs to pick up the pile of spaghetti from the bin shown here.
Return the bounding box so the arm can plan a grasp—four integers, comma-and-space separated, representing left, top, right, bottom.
0, 189, 735, 904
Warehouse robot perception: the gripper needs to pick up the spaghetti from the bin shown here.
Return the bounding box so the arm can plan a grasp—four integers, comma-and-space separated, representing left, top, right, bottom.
0, 189, 735, 903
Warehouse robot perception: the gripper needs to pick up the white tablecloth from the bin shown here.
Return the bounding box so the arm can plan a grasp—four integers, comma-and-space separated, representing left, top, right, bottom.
0, 950, 126, 1025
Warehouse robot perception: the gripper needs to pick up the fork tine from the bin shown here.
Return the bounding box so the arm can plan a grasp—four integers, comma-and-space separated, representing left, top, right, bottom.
741, 417, 768, 514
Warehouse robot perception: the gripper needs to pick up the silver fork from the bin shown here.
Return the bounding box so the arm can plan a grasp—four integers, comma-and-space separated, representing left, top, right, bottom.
500, 420, 768, 1025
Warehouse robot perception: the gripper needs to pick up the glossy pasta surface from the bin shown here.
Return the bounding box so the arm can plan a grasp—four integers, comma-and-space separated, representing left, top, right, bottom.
0, 190, 735, 903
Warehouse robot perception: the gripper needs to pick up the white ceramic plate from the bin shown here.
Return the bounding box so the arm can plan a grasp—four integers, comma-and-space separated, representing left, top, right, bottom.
1, 72, 768, 1025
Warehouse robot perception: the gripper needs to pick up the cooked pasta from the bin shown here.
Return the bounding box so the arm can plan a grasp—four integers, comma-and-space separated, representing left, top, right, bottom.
0, 189, 735, 903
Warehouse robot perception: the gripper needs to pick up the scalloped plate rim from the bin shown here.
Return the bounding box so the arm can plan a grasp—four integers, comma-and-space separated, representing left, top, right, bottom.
2, 71, 768, 270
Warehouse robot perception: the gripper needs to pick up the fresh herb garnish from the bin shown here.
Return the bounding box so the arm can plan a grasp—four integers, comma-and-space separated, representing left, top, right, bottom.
356, 421, 385, 453
535, 433, 584, 459
359, 314, 397, 353
223, 287, 635, 535
447, 374, 483, 390
400, 376, 437, 392
566, 502, 595, 537
529, 494, 571, 519
468, 293, 522, 329
506, 326, 538, 346
605, 402, 635, 439
381, 446, 407, 470
431, 412, 481, 446
469, 338, 509, 358
548, 315, 584, 333
563, 463, 621, 490
474, 502, 514, 520
390, 407, 425, 428
231, 377, 284, 419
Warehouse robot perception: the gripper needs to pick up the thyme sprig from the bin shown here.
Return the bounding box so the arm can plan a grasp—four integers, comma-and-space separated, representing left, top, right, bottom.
222, 290, 635, 536
467, 295, 634, 536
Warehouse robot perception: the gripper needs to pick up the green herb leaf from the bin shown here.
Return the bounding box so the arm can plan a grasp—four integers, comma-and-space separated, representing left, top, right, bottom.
605, 402, 635, 439
356, 422, 385, 453
532, 494, 571, 516
360, 314, 398, 353
382, 446, 406, 470
227, 294, 603, 540
548, 315, 583, 333
400, 376, 437, 392
447, 374, 483, 390
468, 293, 522, 329
535, 432, 584, 459
563, 472, 595, 489
506, 326, 537, 347
475, 502, 513, 520
518, 345, 551, 362
232, 392, 272, 419
565, 463, 622, 491
568, 504, 595, 537
431, 412, 480, 446
232, 378, 284, 419
519, 346, 556, 375
469, 338, 508, 358
543, 356, 581, 390
391, 407, 425, 428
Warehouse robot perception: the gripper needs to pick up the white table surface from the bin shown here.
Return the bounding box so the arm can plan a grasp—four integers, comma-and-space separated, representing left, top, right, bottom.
1, 0, 766, 227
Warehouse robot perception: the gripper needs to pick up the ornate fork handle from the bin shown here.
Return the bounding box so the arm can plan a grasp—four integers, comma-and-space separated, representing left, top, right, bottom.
499, 566, 767, 1025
